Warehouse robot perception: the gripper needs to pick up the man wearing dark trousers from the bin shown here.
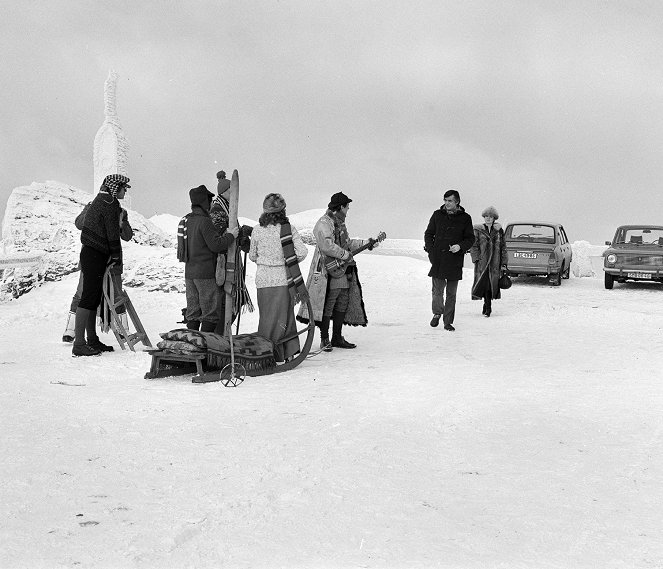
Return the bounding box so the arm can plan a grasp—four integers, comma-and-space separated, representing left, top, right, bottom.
424, 189, 474, 331
177, 185, 237, 332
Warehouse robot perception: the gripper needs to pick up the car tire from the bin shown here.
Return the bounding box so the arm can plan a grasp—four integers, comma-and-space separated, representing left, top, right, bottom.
551, 272, 561, 286
604, 272, 614, 290
562, 262, 570, 279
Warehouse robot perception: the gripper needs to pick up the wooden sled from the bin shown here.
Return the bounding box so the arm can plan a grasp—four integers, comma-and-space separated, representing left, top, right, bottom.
145, 297, 316, 385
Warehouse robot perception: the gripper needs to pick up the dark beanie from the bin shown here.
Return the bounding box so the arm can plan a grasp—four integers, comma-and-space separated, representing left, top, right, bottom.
190, 185, 214, 207
443, 189, 461, 203
328, 191, 353, 209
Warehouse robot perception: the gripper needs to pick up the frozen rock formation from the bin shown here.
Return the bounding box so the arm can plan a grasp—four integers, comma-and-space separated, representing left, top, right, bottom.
0, 181, 173, 301
93, 70, 129, 194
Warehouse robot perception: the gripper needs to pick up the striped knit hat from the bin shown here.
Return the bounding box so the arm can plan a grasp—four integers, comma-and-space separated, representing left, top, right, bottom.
103, 174, 131, 197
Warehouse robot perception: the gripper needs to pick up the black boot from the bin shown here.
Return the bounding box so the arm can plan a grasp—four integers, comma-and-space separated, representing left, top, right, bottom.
186, 320, 201, 331
318, 314, 333, 351
72, 308, 101, 357
484, 297, 492, 318
331, 311, 356, 349
200, 321, 217, 332
86, 308, 114, 352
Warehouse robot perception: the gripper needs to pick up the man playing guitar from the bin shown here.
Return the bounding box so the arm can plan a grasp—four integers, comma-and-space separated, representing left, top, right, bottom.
297, 192, 384, 351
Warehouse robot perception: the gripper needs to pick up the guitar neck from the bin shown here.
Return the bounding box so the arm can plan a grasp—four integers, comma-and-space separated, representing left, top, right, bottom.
351, 242, 372, 256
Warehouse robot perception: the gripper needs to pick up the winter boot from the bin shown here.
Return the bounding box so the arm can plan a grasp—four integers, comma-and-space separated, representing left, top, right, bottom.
86, 309, 114, 352
319, 314, 333, 352
483, 297, 492, 318
72, 307, 101, 357
430, 314, 441, 327
62, 311, 76, 342
200, 320, 217, 332
331, 311, 356, 349
186, 320, 201, 331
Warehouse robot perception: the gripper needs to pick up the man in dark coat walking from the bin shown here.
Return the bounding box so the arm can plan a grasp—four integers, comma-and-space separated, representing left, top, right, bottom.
424, 189, 475, 331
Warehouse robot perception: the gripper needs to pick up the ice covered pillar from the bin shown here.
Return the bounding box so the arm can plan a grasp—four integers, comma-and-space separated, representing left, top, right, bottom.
93, 69, 129, 194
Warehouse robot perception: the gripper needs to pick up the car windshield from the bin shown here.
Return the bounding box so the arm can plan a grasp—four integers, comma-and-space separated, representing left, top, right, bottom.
613, 227, 663, 246
506, 224, 555, 244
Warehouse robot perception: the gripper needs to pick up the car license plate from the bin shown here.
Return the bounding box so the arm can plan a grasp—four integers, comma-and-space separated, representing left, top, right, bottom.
627, 272, 651, 279
514, 252, 537, 259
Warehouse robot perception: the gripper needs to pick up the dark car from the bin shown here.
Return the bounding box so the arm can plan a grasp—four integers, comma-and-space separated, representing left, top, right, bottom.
504, 222, 572, 286
603, 225, 663, 289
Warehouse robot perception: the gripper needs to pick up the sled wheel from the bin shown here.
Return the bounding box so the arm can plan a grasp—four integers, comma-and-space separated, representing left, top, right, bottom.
220, 363, 246, 387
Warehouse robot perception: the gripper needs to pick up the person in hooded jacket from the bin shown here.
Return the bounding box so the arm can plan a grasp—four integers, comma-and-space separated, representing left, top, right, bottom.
469, 206, 508, 318
424, 189, 475, 331
177, 185, 238, 332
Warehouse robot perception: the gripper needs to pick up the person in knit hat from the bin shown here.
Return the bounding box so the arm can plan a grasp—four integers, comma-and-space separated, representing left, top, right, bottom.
62, 196, 133, 344
208, 169, 253, 333
297, 191, 378, 351
177, 185, 238, 332
248, 193, 308, 362
71, 174, 131, 356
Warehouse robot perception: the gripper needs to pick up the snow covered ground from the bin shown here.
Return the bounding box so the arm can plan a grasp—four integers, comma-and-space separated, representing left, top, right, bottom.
1, 246, 662, 568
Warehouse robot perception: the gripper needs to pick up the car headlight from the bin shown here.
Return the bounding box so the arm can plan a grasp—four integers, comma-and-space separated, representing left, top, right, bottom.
606, 254, 616, 264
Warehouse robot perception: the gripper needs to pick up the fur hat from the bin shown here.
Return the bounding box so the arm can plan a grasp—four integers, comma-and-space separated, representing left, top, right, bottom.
328, 191, 352, 209
481, 206, 499, 220
263, 193, 286, 213
189, 185, 214, 208
102, 174, 131, 197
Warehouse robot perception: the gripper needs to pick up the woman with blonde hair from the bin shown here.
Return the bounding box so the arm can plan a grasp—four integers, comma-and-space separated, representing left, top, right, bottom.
249, 193, 308, 361
469, 206, 507, 317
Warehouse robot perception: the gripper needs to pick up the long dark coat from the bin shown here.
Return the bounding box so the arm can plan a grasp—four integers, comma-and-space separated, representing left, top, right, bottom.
424, 206, 475, 280
469, 222, 507, 300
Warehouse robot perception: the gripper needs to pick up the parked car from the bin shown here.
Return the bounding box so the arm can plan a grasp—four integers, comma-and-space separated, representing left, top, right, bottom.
504, 222, 572, 286
603, 225, 663, 289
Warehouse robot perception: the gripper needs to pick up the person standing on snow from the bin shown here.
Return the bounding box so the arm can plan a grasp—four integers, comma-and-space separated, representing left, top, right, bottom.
71, 174, 131, 356
297, 191, 376, 351
62, 199, 133, 343
469, 206, 508, 318
249, 193, 308, 362
424, 189, 474, 332
208, 170, 252, 334
177, 185, 237, 332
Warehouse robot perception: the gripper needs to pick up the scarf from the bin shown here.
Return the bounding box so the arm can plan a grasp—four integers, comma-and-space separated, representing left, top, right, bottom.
176, 215, 189, 262
280, 222, 309, 303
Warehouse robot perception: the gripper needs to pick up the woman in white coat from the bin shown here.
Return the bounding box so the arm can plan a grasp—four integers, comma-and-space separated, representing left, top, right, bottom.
249, 193, 308, 362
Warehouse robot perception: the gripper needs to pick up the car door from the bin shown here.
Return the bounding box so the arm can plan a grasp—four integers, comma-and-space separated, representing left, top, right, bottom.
559, 226, 572, 266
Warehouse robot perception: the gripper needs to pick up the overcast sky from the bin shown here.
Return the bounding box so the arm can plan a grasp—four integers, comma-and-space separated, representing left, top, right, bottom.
2, 1, 662, 243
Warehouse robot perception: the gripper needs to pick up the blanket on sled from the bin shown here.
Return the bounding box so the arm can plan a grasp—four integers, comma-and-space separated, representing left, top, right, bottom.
158, 329, 276, 373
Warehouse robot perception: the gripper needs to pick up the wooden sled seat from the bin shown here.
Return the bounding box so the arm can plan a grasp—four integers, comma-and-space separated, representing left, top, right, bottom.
144, 349, 206, 379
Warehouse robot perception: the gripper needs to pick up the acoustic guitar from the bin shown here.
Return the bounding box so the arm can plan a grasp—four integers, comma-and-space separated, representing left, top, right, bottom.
323, 232, 387, 278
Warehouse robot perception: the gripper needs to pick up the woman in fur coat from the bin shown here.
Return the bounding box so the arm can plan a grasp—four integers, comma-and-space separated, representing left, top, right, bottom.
469, 206, 508, 317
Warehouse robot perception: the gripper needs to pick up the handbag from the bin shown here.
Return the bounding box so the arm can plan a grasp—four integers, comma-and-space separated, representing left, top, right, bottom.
498, 271, 512, 290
